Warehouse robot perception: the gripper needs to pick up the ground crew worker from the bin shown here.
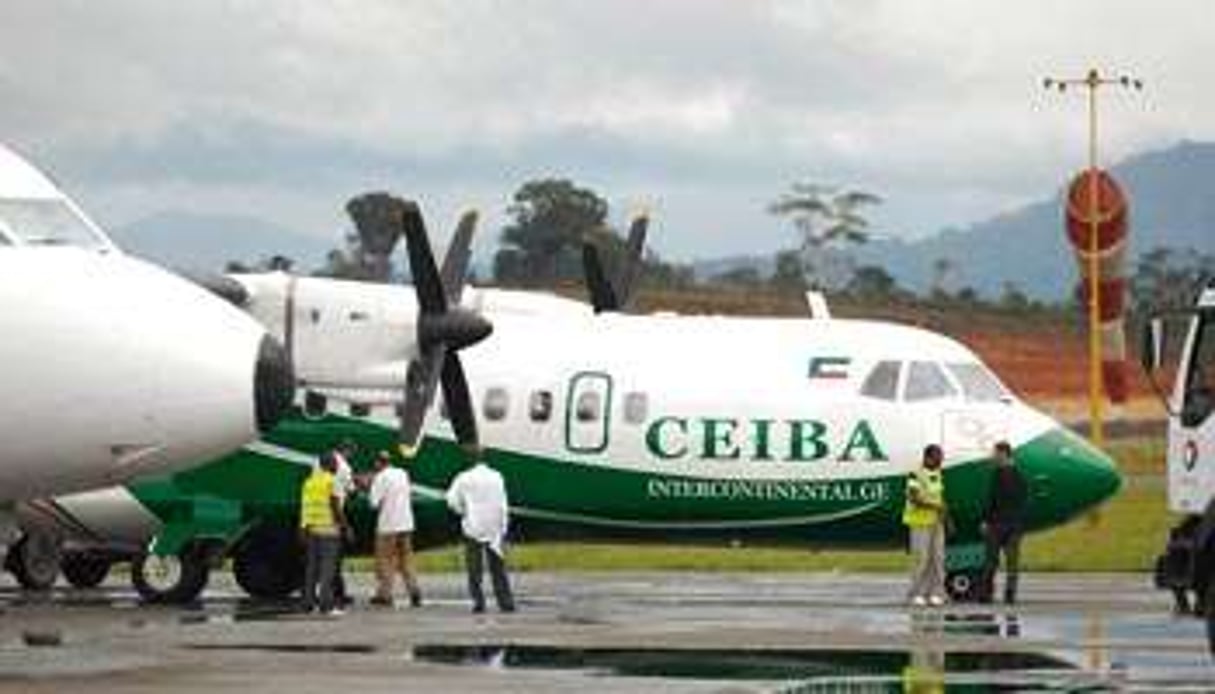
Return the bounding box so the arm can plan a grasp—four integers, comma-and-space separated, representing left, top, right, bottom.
980, 440, 1028, 604
446, 447, 515, 613
368, 451, 423, 608
299, 452, 349, 616
904, 443, 948, 607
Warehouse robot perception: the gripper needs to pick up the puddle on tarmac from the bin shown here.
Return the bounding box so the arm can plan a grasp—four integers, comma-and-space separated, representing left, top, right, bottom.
409, 644, 1084, 684
187, 643, 378, 654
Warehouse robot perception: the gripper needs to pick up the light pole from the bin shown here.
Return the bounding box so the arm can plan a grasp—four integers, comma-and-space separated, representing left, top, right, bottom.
1043, 68, 1142, 449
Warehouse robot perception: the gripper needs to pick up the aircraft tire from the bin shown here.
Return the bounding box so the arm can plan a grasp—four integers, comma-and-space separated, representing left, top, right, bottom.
233, 524, 304, 600
132, 548, 209, 604
6, 532, 61, 591
945, 569, 982, 603
61, 554, 112, 589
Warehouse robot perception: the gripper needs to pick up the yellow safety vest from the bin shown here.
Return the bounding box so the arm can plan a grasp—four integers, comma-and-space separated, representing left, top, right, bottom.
902, 468, 943, 528
299, 469, 337, 535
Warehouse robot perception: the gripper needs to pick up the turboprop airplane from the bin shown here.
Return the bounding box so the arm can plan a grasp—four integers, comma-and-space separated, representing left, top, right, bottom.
21, 196, 1121, 603
0, 142, 295, 588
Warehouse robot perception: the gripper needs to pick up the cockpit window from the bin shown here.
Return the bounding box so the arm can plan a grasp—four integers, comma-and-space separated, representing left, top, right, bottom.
904, 361, 957, 402
945, 362, 1009, 402
0, 199, 109, 249
860, 360, 901, 400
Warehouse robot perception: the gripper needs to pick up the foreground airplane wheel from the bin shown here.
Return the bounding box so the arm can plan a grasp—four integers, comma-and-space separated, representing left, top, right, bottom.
233, 525, 304, 600
61, 554, 112, 589
6, 532, 61, 591
132, 549, 209, 604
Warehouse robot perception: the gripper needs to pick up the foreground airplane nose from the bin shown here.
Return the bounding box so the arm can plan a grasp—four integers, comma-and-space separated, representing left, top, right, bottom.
1021, 427, 1122, 527
253, 335, 294, 433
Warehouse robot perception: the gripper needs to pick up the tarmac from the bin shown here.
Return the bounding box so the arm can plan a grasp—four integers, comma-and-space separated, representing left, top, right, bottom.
1, 571, 1213, 692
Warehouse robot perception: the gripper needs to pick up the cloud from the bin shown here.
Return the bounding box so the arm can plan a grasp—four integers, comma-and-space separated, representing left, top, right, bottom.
1, 0, 1211, 260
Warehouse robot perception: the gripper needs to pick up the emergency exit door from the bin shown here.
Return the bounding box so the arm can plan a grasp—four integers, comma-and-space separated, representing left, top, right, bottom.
565, 371, 613, 454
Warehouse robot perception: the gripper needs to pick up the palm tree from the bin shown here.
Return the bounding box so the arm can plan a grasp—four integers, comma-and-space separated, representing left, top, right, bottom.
768, 183, 881, 289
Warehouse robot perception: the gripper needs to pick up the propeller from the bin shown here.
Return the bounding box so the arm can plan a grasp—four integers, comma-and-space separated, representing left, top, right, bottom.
582, 214, 648, 313
393, 202, 491, 455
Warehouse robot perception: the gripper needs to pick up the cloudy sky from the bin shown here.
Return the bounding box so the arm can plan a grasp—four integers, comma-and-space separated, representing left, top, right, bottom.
0, 1, 1209, 262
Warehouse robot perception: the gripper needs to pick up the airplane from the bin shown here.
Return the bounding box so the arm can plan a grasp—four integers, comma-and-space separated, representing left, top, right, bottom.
17, 196, 1121, 603
0, 142, 295, 588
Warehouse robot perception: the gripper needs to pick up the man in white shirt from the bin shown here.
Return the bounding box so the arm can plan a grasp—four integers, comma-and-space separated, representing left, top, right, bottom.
446, 449, 515, 613
368, 451, 422, 607
331, 439, 358, 606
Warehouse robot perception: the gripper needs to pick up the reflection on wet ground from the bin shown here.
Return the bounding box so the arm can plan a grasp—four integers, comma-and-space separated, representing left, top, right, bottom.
1, 574, 1212, 692
410, 643, 1078, 684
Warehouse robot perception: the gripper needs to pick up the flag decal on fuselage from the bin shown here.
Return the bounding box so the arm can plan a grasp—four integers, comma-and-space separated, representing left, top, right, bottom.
808, 356, 851, 380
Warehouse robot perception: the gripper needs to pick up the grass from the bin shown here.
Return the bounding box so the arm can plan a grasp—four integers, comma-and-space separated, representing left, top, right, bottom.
400, 438, 1176, 575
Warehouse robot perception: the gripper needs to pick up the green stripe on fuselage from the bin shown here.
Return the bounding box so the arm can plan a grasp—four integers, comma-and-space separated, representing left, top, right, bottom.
128, 413, 1120, 551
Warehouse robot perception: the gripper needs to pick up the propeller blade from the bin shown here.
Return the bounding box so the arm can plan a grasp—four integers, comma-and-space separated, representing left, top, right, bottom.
398, 344, 446, 450
401, 202, 447, 314
440, 353, 478, 446
440, 210, 478, 306
581, 242, 619, 313
618, 214, 649, 307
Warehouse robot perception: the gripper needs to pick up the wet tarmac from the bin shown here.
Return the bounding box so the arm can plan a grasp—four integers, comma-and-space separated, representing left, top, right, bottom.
0, 572, 1212, 692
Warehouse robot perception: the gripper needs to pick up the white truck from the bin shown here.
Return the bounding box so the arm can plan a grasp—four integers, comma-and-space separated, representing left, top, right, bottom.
1141, 279, 1215, 639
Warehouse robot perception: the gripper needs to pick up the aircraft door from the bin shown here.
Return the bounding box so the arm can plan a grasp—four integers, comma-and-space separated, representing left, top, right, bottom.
940, 409, 1007, 459
564, 371, 613, 454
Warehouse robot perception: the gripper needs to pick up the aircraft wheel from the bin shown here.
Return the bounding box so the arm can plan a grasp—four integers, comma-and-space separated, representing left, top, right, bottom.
233, 525, 304, 600
132, 548, 209, 604
945, 569, 983, 603
61, 554, 112, 589
5, 531, 61, 591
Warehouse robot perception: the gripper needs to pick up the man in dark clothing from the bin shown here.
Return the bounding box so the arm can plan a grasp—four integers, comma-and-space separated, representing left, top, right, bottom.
980, 441, 1028, 604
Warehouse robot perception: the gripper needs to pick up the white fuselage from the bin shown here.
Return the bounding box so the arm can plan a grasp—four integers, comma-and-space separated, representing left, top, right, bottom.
0, 143, 291, 503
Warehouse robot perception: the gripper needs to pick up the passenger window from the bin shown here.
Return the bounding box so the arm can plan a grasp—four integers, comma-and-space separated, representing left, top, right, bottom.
483, 387, 509, 421
529, 390, 553, 422
304, 390, 327, 418
623, 392, 648, 424
904, 362, 957, 402
575, 391, 602, 422
860, 361, 901, 400
349, 402, 371, 417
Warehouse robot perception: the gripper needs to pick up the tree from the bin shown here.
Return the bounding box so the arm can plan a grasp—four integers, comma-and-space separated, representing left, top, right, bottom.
771, 249, 806, 290
495, 178, 610, 285
1130, 246, 1215, 315
318, 192, 409, 283
768, 183, 881, 290
847, 264, 899, 300
930, 256, 956, 297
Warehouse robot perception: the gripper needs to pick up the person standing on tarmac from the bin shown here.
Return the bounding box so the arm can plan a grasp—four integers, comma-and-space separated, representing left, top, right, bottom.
446, 447, 516, 614
980, 441, 1028, 604
299, 452, 350, 616
368, 451, 423, 608
330, 439, 357, 607
904, 444, 949, 607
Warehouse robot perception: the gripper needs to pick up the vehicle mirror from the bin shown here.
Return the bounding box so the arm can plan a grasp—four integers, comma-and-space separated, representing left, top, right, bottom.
1140, 317, 1165, 372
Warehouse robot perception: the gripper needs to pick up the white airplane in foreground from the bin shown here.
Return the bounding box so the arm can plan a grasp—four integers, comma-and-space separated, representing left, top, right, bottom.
20, 197, 1121, 603
0, 143, 294, 582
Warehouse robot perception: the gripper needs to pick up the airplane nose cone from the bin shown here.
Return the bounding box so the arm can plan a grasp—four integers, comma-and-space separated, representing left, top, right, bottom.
253, 335, 294, 433
1055, 428, 1122, 509
1020, 427, 1122, 526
